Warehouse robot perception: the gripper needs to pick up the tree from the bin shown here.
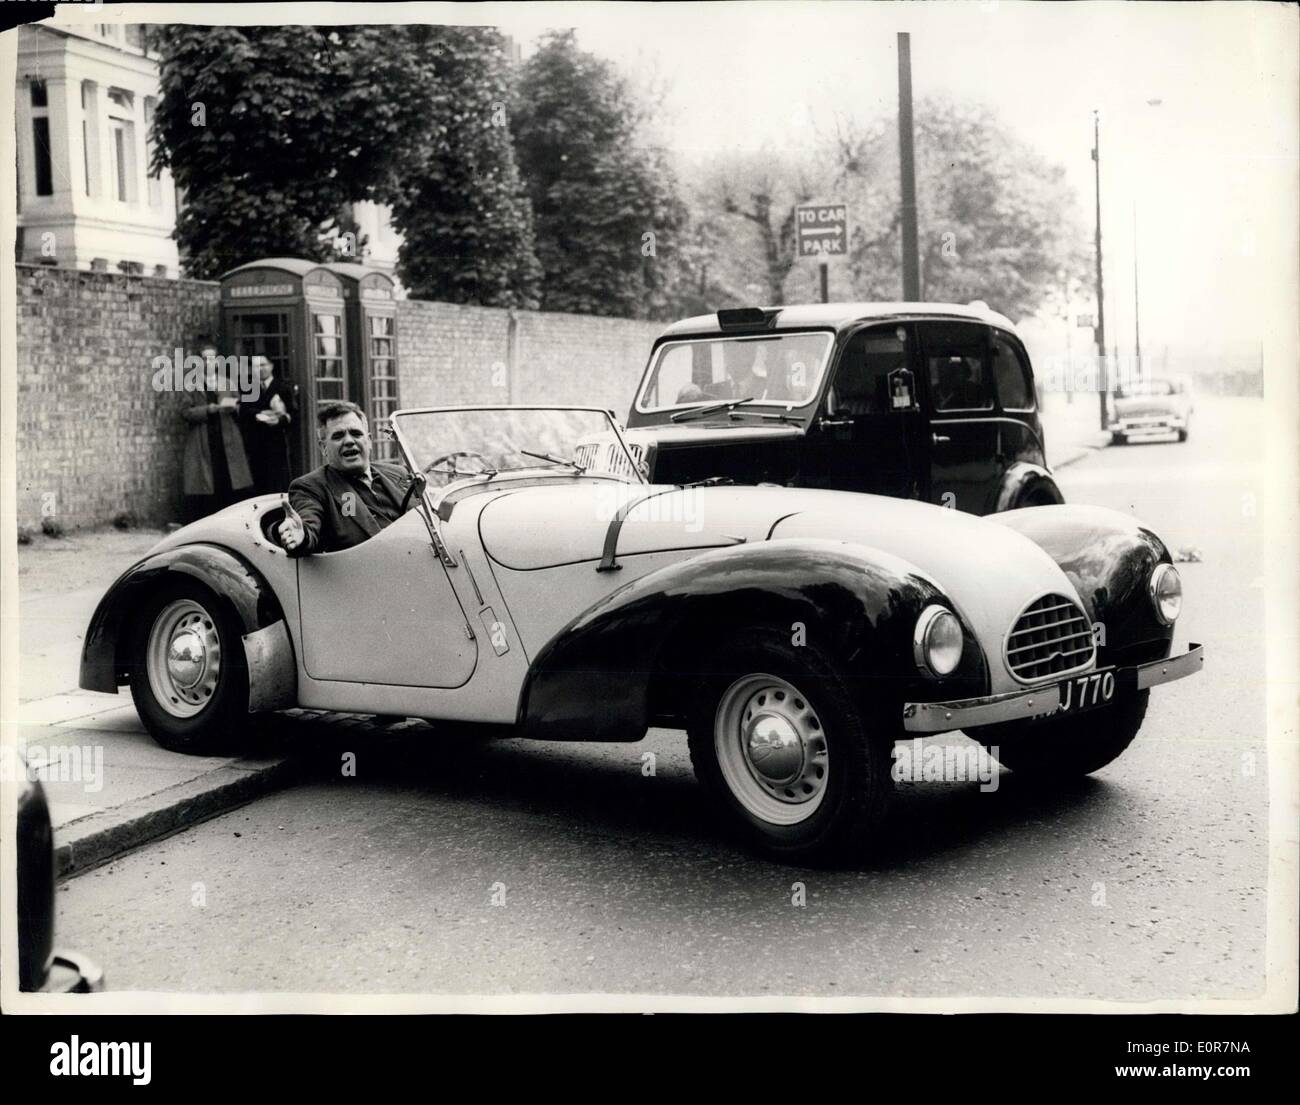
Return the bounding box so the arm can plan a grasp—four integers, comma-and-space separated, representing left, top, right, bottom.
150, 26, 436, 278
386, 28, 541, 306
151, 25, 541, 306
689, 150, 823, 305
830, 98, 1092, 321
511, 31, 689, 319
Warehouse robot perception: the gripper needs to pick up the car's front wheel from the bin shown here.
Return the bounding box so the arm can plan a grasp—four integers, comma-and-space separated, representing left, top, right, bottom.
686, 629, 893, 864
975, 690, 1150, 779
1111, 431, 1128, 446
128, 580, 252, 754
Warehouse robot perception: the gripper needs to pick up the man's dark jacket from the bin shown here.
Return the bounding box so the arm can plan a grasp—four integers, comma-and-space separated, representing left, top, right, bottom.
285, 461, 415, 557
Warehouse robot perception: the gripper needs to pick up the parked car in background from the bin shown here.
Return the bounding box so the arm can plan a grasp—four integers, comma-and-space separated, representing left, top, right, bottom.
1109, 376, 1194, 444
620, 302, 1064, 515
81, 405, 1202, 863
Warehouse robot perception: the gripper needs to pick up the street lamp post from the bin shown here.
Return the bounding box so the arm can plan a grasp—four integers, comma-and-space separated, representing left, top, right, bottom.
1132, 198, 1141, 386
1092, 110, 1108, 431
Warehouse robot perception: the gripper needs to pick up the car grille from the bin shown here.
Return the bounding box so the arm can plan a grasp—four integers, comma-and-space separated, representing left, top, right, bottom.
1005, 594, 1096, 683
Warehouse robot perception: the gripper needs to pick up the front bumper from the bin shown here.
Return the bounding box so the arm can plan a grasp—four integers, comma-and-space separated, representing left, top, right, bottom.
1110, 414, 1186, 434
901, 643, 1204, 734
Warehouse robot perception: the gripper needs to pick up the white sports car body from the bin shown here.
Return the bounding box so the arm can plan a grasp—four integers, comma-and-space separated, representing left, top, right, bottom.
82, 406, 1203, 861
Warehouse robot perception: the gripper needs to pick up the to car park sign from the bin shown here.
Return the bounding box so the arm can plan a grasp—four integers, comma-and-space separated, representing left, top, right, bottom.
796, 203, 848, 257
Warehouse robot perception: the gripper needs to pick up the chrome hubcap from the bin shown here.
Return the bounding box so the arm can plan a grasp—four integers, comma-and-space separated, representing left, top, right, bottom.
715, 673, 828, 825
146, 599, 222, 718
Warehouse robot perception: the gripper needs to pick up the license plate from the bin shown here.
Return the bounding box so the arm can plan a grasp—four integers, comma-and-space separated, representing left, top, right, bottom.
1054, 667, 1117, 716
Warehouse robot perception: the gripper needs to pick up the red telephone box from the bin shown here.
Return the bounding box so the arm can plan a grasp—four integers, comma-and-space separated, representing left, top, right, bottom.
324, 263, 400, 462
219, 258, 350, 474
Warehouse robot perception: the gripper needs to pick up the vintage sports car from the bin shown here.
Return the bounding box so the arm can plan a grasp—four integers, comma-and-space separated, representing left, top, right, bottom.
618, 302, 1064, 515
1109, 376, 1194, 444
81, 406, 1203, 863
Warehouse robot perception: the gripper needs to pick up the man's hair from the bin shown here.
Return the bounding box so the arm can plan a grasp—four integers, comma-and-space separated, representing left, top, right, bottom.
316, 400, 368, 433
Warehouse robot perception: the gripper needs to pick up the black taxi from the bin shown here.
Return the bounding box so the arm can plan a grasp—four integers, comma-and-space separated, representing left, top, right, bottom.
621, 302, 1063, 514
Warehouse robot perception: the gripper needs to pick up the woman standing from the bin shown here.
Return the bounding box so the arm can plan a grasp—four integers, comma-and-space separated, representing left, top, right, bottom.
181, 340, 254, 523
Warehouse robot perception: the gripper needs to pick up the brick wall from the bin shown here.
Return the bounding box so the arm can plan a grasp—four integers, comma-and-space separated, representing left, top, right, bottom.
15, 264, 221, 532
395, 298, 662, 411
15, 264, 666, 531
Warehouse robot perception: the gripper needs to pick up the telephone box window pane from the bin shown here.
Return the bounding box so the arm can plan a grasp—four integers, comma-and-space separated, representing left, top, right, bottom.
233, 313, 291, 382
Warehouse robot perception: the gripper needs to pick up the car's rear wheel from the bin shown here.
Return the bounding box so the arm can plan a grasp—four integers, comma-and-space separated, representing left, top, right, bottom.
686, 629, 893, 864
1111, 432, 1128, 446
975, 690, 1149, 779
128, 580, 252, 754
1177, 427, 1188, 442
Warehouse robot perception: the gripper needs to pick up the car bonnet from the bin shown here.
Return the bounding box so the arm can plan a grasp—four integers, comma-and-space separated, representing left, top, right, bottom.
477, 483, 1081, 694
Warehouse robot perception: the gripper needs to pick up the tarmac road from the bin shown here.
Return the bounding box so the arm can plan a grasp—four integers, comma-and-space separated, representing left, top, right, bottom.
53, 397, 1269, 999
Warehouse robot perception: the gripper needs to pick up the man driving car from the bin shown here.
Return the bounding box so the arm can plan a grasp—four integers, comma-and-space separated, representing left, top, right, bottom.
278, 401, 415, 556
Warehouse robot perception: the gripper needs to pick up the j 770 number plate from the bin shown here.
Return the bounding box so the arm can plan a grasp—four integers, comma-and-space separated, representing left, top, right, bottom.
1054, 667, 1117, 716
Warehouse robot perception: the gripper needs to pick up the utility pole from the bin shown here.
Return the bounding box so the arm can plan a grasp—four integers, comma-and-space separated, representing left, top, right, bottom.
1132, 199, 1142, 388
898, 33, 920, 301
1092, 110, 1108, 430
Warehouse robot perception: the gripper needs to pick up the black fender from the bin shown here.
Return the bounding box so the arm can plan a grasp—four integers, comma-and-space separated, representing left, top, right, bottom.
79, 543, 296, 711
989, 505, 1174, 665
518, 539, 987, 742
994, 462, 1063, 512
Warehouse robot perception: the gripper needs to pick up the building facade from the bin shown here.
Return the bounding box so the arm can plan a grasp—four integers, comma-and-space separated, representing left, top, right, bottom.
16, 22, 180, 276
15, 23, 403, 280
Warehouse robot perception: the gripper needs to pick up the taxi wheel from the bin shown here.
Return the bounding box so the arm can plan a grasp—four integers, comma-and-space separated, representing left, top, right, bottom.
128, 580, 252, 755
979, 690, 1150, 779
1111, 432, 1128, 446
1177, 428, 1189, 442
686, 628, 893, 864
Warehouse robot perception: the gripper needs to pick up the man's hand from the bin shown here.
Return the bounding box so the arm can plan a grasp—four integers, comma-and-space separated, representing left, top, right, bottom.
278, 497, 306, 551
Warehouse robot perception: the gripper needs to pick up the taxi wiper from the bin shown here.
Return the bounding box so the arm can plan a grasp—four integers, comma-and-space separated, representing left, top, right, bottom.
671, 397, 756, 423
519, 449, 588, 472
727, 409, 802, 424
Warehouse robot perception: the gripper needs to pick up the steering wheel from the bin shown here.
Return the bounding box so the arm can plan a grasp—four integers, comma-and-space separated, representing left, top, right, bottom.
423, 451, 495, 477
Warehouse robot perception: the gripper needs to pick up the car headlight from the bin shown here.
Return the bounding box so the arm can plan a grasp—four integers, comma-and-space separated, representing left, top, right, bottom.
913, 605, 964, 677
1149, 563, 1182, 625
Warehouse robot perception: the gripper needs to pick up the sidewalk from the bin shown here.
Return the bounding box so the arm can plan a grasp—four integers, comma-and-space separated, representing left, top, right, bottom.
1039, 390, 1112, 470
10, 528, 287, 876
